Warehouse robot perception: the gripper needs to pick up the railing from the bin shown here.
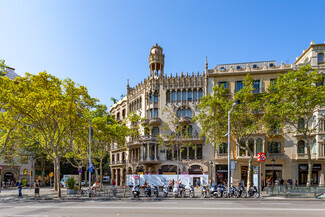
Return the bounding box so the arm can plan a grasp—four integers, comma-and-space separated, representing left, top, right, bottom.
266, 184, 325, 198
110, 160, 126, 165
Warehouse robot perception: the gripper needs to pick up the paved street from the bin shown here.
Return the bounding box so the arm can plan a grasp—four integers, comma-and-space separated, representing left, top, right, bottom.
1, 200, 325, 217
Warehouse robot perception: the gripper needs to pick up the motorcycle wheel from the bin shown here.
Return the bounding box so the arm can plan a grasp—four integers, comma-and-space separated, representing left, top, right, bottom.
235, 192, 240, 198
133, 194, 136, 198
190, 192, 194, 198
241, 192, 247, 198
222, 192, 227, 198
164, 193, 167, 198
254, 192, 259, 198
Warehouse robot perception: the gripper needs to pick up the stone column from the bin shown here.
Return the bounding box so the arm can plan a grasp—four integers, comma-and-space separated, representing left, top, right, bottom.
147, 143, 150, 160
115, 169, 118, 185
195, 145, 197, 159
140, 145, 144, 160
120, 168, 124, 186
155, 144, 157, 160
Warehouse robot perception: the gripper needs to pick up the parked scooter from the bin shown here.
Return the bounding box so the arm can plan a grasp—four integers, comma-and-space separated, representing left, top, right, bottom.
248, 186, 259, 198
218, 184, 227, 198
229, 186, 240, 198
209, 183, 220, 198
173, 183, 186, 198
153, 185, 159, 197
238, 185, 247, 198
201, 185, 209, 198
132, 185, 140, 198
189, 185, 195, 198
144, 184, 151, 197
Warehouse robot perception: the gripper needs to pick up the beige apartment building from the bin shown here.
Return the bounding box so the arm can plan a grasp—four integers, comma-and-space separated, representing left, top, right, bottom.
0, 67, 35, 187
110, 41, 325, 186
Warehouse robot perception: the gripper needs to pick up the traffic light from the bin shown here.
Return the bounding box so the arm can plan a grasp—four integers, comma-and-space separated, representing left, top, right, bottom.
30, 171, 32, 176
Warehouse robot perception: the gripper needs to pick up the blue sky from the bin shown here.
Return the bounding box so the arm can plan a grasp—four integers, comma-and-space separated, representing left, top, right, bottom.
1, 0, 325, 108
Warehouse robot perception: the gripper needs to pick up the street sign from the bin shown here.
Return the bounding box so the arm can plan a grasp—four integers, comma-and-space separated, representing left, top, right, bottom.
89, 163, 93, 172
257, 152, 266, 162
49, 172, 53, 177
78, 169, 82, 174
231, 160, 236, 170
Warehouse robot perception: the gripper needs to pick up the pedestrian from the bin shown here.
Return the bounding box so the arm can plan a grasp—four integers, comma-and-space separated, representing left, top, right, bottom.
196, 178, 200, 188
261, 179, 265, 191
112, 179, 115, 188
17, 180, 22, 197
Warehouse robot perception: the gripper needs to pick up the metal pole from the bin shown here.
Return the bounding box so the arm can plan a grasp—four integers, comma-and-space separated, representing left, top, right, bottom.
259, 161, 262, 197
227, 110, 231, 195
89, 119, 92, 198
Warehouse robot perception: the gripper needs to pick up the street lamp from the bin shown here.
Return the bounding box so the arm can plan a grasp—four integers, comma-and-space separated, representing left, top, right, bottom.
209, 161, 213, 185
77, 113, 92, 198
271, 158, 275, 185
227, 99, 240, 194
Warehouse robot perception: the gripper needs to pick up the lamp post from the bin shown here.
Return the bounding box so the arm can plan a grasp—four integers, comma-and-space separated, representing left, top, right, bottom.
209, 161, 213, 185
227, 100, 240, 194
271, 158, 275, 185
77, 113, 92, 198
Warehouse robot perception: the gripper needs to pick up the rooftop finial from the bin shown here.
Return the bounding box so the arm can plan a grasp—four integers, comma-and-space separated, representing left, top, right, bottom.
205, 56, 208, 70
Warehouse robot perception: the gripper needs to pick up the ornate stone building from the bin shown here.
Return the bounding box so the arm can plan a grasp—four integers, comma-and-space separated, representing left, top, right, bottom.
110, 44, 212, 185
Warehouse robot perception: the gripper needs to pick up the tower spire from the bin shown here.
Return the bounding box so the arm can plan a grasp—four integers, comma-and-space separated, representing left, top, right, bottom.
205, 56, 208, 71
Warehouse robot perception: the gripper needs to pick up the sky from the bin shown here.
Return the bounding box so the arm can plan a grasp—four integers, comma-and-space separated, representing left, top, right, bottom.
1, 0, 325, 108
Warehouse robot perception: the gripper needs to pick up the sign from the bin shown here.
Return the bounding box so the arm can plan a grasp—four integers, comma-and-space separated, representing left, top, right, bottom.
49, 172, 53, 177
253, 166, 259, 187
78, 169, 82, 174
89, 163, 93, 172
257, 152, 266, 162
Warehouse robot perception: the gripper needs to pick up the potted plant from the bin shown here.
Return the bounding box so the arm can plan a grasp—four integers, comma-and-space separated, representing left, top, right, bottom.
66, 177, 77, 195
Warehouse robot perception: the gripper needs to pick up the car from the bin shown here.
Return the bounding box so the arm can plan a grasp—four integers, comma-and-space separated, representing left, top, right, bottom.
102, 176, 110, 185
81, 180, 86, 186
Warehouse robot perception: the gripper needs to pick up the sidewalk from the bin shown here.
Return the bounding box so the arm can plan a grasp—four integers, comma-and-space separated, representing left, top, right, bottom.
1, 186, 324, 202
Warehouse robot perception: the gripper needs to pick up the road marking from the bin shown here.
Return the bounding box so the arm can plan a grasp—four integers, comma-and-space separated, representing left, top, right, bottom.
260, 202, 292, 205
2, 206, 325, 212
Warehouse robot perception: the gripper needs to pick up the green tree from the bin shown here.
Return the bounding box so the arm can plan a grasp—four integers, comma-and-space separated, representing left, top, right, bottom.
196, 74, 262, 189
0, 72, 96, 198
0, 59, 7, 76
263, 65, 325, 187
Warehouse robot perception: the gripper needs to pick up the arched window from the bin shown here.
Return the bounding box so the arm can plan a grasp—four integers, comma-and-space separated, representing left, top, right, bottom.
112, 154, 115, 162
218, 142, 227, 154
187, 90, 192, 101
236, 66, 241, 69
198, 89, 203, 100
177, 90, 181, 101
318, 53, 324, 63
172, 91, 176, 101
177, 107, 192, 118
253, 64, 257, 69
256, 138, 263, 155
269, 63, 274, 67
298, 140, 305, 154
220, 67, 225, 71
248, 138, 255, 155
193, 89, 197, 101
313, 139, 317, 154
187, 108, 192, 117
154, 91, 159, 102
150, 92, 153, 102
182, 90, 186, 101
152, 127, 159, 136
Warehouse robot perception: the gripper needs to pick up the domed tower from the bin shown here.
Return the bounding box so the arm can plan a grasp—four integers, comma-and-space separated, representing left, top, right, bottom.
149, 43, 165, 77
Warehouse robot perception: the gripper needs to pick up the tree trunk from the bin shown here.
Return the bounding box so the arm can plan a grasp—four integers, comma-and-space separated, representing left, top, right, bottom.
100, 158, 103, 191
54, 161, 57, 191
55, 157, 61, 198
306, 142, 312, 187
247, 154, 254, 190
95, 168, 99, 182
41, 167, 45, 186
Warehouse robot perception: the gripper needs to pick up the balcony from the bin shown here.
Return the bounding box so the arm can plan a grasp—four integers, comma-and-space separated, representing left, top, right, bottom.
149, 117, 162, 126
110, 160, 126, 166
140, 156, 161, 165
139, 135, 158, 142
179, 117, 192, 125
266, 152, 285, 159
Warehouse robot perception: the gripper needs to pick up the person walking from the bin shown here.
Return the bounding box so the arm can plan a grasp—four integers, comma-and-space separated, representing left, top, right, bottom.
112, 179, 115, 188
17, 180, 22, 197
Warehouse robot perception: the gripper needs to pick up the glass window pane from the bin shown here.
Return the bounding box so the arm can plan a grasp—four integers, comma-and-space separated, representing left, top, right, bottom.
197, 145, 202, 159
256, 138, 263, 155
166, 91, 170, 102
150, 93, 153, 102
187, 90, 192, 100
189, 147, 195, 159
248, 139, 254, 155
177, 109, 181, 117
199, 89, 203, 99
236, 81, 243, 92
182, 109, 186, 117
154, 108, 158, 117
253, 80, 260, 93
154, 92, 159, 102
187, 109, 192, 117
181, 147, 187, 159
193, 90, 197, 100
172, 91, 176, 101
182, 91, 186, 101
177, 90, 181, 101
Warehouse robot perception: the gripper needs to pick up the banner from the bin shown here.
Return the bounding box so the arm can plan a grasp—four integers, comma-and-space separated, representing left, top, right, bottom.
126, 174, 208, 188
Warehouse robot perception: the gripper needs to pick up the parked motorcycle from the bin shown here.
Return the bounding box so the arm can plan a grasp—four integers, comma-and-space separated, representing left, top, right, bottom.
218, 184, 227, 198
238, 185, 247, 198
229, 186, 240, 198
132, 185, 140, 198
248, 186, 259, 198
201, 185, 209, 198
209, 184, 220, 198
144, 185, 151, 197
173, 183, 186, 198
189, 185, 195, 198
153, 185, 159, 197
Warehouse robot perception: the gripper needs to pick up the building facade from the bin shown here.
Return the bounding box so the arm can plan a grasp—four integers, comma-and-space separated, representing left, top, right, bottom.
110, 41, 325, 186
0, 67, 35, 187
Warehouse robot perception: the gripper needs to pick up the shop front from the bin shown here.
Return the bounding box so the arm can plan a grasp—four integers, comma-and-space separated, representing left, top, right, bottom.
265, 164, 283, 185
298, 164, 321, 185
216, 165, 228, 185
